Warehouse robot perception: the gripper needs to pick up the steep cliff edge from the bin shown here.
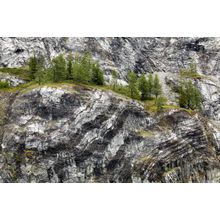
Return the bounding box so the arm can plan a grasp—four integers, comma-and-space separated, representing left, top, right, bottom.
0, 85, 220, 183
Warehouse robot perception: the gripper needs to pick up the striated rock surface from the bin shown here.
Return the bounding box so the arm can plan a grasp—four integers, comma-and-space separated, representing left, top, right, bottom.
0, 85, 220, 183
1, 37, 220, 182
2, 37, 220, 77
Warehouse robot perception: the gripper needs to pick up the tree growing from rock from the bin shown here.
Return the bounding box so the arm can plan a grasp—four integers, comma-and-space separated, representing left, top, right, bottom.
155, 96, 167, 112
128, 72, 139, 99
178, 81, 202, 111
91, 63, 104, 85
28, 55, 46, 80
66, 53, 73, 80
138, 75, 150, 100
152, 74, 162, 98
51, 54, 67, 82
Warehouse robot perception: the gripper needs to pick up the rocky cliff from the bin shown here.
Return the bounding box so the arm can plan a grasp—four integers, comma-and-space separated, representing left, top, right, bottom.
1, 37, 220, 182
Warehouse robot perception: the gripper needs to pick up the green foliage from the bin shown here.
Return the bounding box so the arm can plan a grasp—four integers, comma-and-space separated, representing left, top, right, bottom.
138, 73, 162, 100
0, 66, 30, 80
180, 62, 202, 79
128, 72, 139, 99
71, 53, 104, 85
112, 84, 130, 97
148, 73, 153, 95
35, 70, 50, 85
28, 56, 38, 79
28, 55, 46, 80
155, 96, 167, 112
67, 53, 73, 80
0, 81, 10, 88
178, 81, 202, 111
91, 63, 104, 85
72, 53, 93, 84
51, 54, 67, 82
152, 74, 162, 98
138, 75, 150, 100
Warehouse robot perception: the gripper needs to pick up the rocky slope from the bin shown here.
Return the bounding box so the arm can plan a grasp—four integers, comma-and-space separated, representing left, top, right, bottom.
1, 37, 220, 182
2, 37, 220, 77
0, 85, 220, 183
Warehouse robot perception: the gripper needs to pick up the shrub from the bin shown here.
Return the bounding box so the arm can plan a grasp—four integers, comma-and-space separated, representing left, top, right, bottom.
0, 81, 10, 88
155, 96, 167, 112
178, 80, 202, 111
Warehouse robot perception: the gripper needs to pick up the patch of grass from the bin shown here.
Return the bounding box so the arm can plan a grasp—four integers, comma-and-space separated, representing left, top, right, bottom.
137, 130, 154, 138
144, 99, 157, 112
180, 70, 206, 80
0, 66, 31, 80
137, 155, 156, 164
0, 100, 6, 125
0, 81, 10, 89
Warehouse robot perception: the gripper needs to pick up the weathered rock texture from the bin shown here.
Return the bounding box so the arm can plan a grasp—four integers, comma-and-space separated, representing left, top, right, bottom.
1, 85, 220, 183
1, 37, 220, 76
1, 37, 220, 182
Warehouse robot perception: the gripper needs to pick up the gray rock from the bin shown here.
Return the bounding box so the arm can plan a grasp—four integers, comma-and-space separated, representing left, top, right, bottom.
0, 85, 220, 183
0, 72, 26, 87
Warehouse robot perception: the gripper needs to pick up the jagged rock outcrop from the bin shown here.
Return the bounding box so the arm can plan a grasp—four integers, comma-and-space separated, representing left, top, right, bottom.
0, 85, 220, 183
1, 37, 220, 182
2, 37, 220, 77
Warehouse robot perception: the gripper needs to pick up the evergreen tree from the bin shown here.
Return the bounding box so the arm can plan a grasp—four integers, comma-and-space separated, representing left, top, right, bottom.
28, 55, 39, 79
179, 81, 202, 111
152, 74, 162, 98
138, 75, 150, 100
35, 70, 46, 85
148, 73, 153, 95
91, 63, 104, 85
128, 72, 139, 99
28, 55, 46, 80
51, 54, 66, 82
155, 96, 167, 112
67, 53, 73, 80
72, 53, 92, 84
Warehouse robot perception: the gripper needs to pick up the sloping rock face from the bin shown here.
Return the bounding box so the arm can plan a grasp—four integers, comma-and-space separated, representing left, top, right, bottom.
1, 37, 220, 77
1, 37, 220, 182
0, 85, 220, 183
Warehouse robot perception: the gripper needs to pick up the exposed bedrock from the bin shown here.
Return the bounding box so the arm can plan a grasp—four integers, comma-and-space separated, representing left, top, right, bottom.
0, 85, 220, 183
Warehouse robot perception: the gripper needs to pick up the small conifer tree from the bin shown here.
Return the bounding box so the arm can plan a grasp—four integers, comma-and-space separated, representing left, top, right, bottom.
128, 72, 139, 99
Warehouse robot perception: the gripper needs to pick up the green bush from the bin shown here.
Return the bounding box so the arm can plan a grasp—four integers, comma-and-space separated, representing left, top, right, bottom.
178, 80, 202, 111
155, 96, 167, 112
0, 81, 10, 88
